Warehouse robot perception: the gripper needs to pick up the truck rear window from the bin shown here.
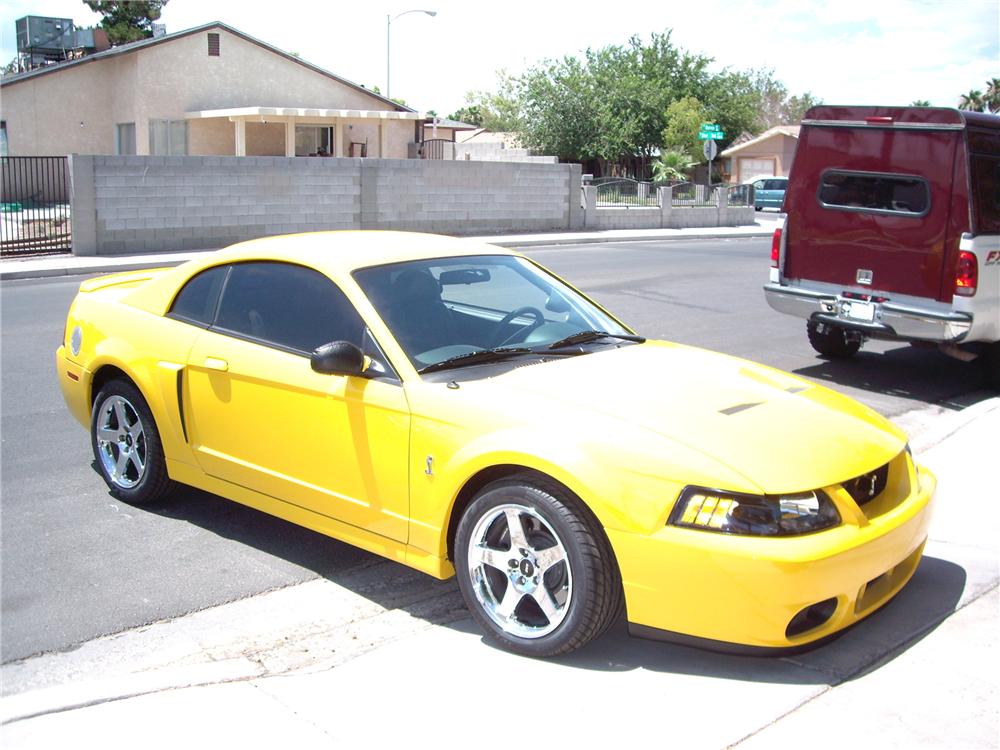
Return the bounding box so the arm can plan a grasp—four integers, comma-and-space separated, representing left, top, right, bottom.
817, 170, 929, 216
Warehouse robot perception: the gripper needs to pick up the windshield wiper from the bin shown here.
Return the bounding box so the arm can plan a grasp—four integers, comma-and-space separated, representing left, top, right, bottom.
546, 330, 646, 350
418, 347, 537, 374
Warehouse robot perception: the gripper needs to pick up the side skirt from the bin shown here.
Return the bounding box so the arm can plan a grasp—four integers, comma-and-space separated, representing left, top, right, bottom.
166, 459, 456, 580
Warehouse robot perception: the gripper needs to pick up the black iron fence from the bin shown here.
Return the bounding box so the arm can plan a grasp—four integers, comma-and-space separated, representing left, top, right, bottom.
1, 156, 72, 255
592, 177, 659, 207
724, 183, 754, 207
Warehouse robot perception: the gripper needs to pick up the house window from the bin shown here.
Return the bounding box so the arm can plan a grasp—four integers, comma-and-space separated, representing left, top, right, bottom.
208, 33, 220, 56
149, 120, 188, 156
0, 121, 7, 156
295, 126, 333, 156
116, 123, 136, 155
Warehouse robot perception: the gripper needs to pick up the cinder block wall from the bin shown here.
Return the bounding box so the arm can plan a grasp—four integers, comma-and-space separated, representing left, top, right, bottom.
70, 155, 582, 255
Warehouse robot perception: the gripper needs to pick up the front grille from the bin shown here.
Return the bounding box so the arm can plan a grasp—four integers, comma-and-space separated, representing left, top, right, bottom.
843, 463, 889, 506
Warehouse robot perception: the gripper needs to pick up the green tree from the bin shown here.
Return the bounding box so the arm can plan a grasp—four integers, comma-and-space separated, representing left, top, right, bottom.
782, 92, 821, 123
457, 71, 523, 131
83, 1, 169, 45
959, 89, 985, 111
448, 105, 483, 126
661, 96, 705, 161
984, 78, 1000, 113
651, 148, 697, 183
910, 99, 931, 107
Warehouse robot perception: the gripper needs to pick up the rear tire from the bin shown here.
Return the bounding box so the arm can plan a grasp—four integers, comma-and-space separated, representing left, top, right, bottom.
454, 476, 622, 657
91, 378, 175, 505
807, 321, 862, 358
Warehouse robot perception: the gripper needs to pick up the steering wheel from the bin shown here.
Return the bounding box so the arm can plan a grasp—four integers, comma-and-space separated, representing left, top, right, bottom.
490, 306, 545, 347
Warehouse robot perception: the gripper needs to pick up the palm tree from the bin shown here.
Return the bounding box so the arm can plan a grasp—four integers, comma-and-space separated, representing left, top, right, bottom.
652, 149, 697, 183
910, 99, 931, 107
959, 89, 985, 111
985, 78, 1000, 113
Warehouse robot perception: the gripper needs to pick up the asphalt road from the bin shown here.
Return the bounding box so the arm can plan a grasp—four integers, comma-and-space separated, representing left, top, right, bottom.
1, 237, 994, 663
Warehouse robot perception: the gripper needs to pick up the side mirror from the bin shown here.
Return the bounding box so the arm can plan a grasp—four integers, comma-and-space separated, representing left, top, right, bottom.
311, 341, 367, 377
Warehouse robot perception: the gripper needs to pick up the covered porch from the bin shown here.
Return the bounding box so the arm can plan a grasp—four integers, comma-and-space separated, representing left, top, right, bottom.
185, 106, 426, 158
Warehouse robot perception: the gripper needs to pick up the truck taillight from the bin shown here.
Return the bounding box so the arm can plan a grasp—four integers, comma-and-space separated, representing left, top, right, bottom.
770, 228, 782, 268
954, 251, 978, 297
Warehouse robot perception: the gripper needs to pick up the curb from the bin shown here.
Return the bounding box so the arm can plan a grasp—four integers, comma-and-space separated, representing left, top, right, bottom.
0, 228, 775, 281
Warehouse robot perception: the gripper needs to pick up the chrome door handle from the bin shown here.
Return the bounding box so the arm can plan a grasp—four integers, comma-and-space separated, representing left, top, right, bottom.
203, 357, 229, 372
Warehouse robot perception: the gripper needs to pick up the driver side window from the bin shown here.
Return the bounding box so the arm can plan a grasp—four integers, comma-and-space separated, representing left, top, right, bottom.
214, 262, 365, 355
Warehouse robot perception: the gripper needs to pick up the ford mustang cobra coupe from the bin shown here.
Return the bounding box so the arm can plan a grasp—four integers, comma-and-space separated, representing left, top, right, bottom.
57, 232, 936, 657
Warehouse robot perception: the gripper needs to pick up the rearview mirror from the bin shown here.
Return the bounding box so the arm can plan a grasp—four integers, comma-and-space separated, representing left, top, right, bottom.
311, 341, 368, 377
439, 268, 490, 285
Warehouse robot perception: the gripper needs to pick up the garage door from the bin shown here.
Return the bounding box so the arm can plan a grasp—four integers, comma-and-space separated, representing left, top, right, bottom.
739, 158, 775, 184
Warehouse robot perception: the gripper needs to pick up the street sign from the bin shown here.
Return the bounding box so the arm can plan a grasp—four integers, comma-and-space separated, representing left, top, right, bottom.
698, 131, 725, 140
700, 123, 721, 132
703, 140, 718, 160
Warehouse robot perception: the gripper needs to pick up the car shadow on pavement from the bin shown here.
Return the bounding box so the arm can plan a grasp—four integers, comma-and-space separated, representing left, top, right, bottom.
539, 555, 966, 685
135, 476, 969, 687
793, 344, 996, 407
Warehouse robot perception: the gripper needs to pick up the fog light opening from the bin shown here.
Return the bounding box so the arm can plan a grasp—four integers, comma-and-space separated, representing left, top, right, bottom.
785, 597, 838, 639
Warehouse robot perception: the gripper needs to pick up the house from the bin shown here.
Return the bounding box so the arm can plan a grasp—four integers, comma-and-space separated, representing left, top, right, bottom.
720, 125, 800, 184
0, 21, 426, 158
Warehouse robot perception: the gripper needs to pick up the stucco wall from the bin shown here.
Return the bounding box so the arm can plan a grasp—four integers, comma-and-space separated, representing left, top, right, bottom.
1, 26, 416, 157
727, 134, 799, 181
70, 155, 584, 254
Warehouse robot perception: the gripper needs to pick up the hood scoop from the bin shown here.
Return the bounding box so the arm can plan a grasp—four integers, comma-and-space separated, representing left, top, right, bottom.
718, 401, 765, 416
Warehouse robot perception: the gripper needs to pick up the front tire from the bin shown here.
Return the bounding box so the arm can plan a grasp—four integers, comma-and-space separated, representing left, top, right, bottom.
807, 321, 862, 358
91, 378, 175, 505
455, 476, 622, 657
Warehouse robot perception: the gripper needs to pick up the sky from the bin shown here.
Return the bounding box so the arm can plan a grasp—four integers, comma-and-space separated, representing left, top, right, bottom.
1, 0, 997, 116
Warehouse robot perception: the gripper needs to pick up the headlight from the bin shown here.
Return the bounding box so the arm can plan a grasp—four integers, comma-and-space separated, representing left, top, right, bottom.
669, 486, 840, 536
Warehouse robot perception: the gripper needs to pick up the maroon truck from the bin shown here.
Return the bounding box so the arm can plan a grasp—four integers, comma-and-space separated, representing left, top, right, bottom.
764, 106, 1000, 388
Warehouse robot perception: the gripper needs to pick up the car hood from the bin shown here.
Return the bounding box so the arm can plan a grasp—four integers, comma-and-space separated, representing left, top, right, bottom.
476, 341, 905, 494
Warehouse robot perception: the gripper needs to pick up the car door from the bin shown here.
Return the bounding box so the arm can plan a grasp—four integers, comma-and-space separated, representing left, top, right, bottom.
183, 261, 410, 542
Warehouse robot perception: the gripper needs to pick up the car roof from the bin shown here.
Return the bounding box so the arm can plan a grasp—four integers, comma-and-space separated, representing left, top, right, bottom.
123, 231, 522, 317
208, 230, 518, 274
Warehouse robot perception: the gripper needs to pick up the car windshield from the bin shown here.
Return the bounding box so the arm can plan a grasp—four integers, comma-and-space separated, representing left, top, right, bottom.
353, 255, 635, 371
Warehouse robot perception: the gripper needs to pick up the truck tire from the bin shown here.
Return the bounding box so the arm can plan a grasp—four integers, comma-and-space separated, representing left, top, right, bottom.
807, 321, 861, 358
983, 341, 1000, 391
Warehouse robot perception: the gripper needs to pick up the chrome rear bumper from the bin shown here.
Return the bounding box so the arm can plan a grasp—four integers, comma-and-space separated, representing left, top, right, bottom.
763, 283, 973, 342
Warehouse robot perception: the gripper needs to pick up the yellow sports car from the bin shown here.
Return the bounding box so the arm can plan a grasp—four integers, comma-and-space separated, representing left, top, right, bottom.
56, 231, 935, 657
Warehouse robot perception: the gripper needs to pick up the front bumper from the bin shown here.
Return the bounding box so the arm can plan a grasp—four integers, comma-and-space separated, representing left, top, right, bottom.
763, 283, 972, 342
608, 459, 936, 650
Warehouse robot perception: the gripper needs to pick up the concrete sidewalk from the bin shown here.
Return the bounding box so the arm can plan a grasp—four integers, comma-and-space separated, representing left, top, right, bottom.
2, 398, 997, 749
0, 217, 781, 281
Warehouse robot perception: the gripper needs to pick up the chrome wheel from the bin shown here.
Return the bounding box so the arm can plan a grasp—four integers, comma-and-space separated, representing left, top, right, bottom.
94, 394, 147, 489
466, 503, 572, 639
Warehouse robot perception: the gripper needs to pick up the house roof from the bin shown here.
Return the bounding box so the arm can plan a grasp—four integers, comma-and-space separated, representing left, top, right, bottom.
720, 125, 800, 157
187, 106, 425, 122
423, 118, 478, 130
0, 21, 413, 113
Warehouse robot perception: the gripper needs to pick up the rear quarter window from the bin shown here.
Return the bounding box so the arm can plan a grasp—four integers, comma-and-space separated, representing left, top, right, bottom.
168, 265, 228, 326
817, 170, 930, 217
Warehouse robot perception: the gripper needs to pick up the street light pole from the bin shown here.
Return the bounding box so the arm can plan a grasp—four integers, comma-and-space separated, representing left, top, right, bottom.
386, 9, 437, 100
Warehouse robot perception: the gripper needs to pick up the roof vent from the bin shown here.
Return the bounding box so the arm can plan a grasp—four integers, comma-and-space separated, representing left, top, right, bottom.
207, 32, 220, 56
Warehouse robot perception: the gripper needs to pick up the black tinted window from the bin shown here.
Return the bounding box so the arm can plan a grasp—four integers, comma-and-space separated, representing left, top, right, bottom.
169, 265, 228, 325
764, 179, 786, 191
969, 156, 1000, 234
214, 262, 364, 353
818, 171, 929, 216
